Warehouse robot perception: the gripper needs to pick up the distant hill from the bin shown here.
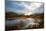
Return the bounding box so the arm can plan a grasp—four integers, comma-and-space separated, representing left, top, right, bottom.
5, 12, 44, 19
5, 12, 24, 19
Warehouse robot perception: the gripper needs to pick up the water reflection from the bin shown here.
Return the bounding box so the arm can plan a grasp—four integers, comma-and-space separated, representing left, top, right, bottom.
6, 17, 42, 29
6, 18, 36, 25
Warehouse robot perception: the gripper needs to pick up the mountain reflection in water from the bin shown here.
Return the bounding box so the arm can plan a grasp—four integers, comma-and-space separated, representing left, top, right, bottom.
6, 17, 43, 30
6, 18, 36, 26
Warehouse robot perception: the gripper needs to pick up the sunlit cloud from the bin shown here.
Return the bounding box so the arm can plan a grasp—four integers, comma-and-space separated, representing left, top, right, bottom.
23, 3, 43, 15
6, 1, 44, 15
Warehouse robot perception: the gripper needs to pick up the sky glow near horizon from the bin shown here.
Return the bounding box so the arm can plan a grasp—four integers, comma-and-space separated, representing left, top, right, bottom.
6, 0, 44, 15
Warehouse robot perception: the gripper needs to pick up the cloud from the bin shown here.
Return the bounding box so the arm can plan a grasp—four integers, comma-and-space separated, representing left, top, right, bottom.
23, 3, 43, 15
6, 1, 44, 15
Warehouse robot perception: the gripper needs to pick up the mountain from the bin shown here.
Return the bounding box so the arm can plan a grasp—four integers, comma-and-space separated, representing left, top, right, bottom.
5, 12, 24, 19
5, 12, 44, 19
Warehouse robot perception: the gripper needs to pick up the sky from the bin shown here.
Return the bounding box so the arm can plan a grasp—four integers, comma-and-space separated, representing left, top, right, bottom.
5, 0, 44, 15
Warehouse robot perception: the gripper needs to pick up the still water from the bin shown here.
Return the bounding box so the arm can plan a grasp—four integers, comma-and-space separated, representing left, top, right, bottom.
6, 18, 41, 28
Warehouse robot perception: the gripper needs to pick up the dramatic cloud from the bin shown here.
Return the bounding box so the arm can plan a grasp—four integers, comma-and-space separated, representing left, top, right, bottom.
6, 1, 44, 15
